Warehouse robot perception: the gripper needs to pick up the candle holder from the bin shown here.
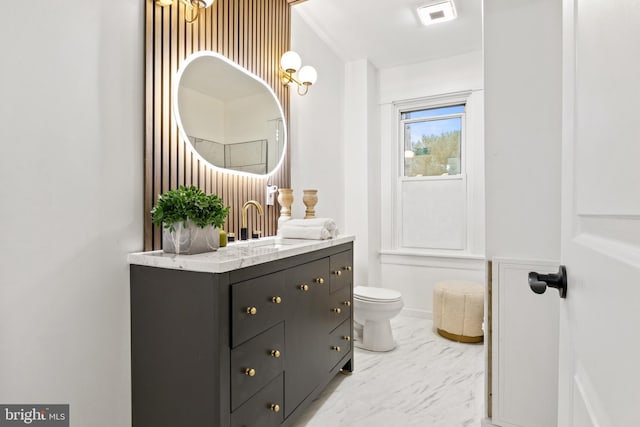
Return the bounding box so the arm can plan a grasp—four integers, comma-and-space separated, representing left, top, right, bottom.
302, 189, 318, 219
277, 188, 294, 219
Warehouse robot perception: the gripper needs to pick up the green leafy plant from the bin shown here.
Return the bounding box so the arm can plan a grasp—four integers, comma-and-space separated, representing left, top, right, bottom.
151, 185, 230, 232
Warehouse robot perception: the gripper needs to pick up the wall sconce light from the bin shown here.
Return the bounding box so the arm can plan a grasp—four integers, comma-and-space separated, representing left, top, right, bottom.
280, 51, 317, 96
155, 0, 214, 24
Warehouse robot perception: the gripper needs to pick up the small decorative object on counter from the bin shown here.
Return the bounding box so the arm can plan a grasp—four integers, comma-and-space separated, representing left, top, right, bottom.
227, 232, 235, 242
252, 230, 262, 239
151, 185, 230, 254
302, 189, 318, 219
219, 229, 228, 247
277, 188, 293, 219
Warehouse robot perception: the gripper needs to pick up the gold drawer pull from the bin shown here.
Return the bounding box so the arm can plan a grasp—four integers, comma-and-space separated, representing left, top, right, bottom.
334, 270, 342, 276
314, 277, 325, 284
331, 307, 342, 314
331, 346, 341, 352
246, 306, 257, 315
299, 284, 309, 291
271, 296, 282, 304
244, 368, 256, 377
342, 300, 351, 307
344, 266, 352, 271
271, 349, 281, 358
342, 335, 351, 342
270, 403, 281, 413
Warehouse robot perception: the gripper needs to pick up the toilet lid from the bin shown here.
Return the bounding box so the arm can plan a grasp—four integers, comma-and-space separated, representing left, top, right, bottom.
354, 286, 402, 302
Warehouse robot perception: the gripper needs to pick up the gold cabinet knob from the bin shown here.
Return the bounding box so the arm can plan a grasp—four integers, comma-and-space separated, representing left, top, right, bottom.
270, 403, 281, 413
342, 335, 351, 342
246, 306, 257, 315
331, 346, 341, 352
315, 277, 325, 284
299, 284, 309, 291
344, 266, 352, 271
270, 349, 281, 358
271, 296, 282, 304
334, 270, 342, 276
244, 368, 256, 377
331, 307, 342, 314
342, 300, 351, 307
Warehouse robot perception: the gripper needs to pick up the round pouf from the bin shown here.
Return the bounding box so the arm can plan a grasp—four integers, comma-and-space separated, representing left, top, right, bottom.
433, 280, 484, 343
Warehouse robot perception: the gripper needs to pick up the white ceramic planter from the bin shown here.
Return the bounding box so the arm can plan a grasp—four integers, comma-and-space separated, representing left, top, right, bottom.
162, 221, 220, 254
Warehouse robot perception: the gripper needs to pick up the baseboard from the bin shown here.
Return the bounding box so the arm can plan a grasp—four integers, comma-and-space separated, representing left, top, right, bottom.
481, 417, 498, 427
399, 307, 432, 320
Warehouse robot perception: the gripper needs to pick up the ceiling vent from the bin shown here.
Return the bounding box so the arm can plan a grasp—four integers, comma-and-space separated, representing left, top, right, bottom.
417, 1, 457, 26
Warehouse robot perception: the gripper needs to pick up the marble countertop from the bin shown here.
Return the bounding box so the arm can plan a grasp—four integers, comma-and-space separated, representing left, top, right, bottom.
128, 234, 355, 273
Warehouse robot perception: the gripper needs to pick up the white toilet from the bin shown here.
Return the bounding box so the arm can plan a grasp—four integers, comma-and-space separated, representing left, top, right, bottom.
353, 286, 404, 352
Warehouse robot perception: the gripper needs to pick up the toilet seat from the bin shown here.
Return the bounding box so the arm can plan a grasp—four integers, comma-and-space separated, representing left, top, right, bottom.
354, 286, 402, 303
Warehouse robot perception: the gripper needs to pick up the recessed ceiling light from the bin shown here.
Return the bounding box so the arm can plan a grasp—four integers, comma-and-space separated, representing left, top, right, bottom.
417, 1, 457, 26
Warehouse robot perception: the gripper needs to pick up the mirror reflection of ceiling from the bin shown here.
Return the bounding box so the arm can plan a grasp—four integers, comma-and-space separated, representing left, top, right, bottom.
293, 0, 482, 69
175, 52, 286, 177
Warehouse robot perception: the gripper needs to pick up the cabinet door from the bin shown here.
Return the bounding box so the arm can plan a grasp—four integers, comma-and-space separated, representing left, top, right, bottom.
327, 318, 352, 371
231, 271, 286, 348
284, 257, 330, 417
231, 373, 284, 427
325, 285, 351, 332
329, 250, 353, 293
230, 322, 284, 411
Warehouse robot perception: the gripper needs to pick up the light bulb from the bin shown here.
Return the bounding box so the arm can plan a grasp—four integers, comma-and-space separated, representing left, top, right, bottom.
298, 65, 317, 85
280, 51, 301, 73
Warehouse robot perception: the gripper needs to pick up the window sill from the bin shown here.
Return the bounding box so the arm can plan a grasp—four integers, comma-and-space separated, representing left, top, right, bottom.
379, 249, 486, 270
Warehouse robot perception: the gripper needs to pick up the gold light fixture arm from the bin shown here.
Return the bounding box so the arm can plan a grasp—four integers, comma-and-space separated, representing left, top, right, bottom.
280, 66, 312, 96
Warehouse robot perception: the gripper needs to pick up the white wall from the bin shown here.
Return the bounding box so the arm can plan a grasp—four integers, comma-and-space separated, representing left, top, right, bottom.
0, 2, 143, 426
484, 1, 561, 261
290, 9, 346, 229
343, 59, 380, 287
179, 86, 225, 143
484, 1, 562, 425
378, 51, 486, 315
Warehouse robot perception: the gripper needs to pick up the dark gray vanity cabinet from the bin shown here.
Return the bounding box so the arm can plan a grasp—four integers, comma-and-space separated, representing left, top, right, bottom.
130, 242, 353, 427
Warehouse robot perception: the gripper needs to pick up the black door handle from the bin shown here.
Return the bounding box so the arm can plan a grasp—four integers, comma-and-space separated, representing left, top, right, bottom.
528, 266, 567, 298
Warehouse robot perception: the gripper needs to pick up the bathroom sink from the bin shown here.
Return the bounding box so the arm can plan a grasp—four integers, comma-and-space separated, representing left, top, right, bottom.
226, 236, 301, 251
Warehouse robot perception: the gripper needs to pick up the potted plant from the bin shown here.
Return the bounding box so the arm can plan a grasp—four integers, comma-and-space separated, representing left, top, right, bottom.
151, 185, 230, 254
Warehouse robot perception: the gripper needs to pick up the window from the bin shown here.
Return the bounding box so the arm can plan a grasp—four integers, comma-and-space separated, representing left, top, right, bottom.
401, 104, 465, 177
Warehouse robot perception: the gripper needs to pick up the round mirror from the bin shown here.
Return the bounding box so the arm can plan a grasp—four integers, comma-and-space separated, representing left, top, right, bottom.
174, 51, 287, 176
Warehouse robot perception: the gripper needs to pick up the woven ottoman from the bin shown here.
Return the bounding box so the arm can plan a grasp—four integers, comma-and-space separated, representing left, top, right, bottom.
433, 280, 484, 343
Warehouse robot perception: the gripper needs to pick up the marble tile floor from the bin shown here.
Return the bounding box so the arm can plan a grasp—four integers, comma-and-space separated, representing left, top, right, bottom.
290, 314, 485, 427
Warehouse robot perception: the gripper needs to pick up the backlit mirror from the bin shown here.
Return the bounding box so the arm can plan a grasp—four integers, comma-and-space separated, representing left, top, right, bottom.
174, 51, 286, 176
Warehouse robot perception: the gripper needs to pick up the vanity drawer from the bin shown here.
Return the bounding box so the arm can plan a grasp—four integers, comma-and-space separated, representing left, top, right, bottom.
329, 250, 353, 293
326, 285, 352, 331
231, 373, 284, 427
231, 322, 284, 411
327, 318, 352, 371
232, 271, 286, 347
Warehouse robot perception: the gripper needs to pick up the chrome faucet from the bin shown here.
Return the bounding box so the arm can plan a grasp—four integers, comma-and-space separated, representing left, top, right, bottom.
241, 200, 264, 240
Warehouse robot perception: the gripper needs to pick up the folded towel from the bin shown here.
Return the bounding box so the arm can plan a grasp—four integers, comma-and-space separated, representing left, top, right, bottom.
284, 218, 337, 231
279, 224, 333, 240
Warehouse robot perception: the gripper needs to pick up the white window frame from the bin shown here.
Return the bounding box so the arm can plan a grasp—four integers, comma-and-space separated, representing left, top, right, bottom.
400, 109, 466, 180
388, 90, 472, 252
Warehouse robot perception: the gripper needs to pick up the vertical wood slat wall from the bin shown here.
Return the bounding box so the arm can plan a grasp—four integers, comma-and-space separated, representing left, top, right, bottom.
145, 0, 291, 250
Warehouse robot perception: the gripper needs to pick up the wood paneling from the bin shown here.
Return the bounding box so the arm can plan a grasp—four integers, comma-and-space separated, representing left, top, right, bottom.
145, 0, 291, 250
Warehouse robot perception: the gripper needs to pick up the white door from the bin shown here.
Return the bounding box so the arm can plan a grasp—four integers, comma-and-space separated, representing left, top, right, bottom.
558, 0, 640, 425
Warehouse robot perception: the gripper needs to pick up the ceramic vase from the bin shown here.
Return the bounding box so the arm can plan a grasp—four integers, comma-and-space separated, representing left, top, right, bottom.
162, 221, 220, 254
277, 188, 294, 218
302, 189, 318, 219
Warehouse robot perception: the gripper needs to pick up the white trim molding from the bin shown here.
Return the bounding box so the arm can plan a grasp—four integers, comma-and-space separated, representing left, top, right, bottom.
380, 250, 485, 270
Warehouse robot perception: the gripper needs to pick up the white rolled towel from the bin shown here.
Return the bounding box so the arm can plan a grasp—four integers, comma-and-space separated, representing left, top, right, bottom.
279, 224, 333, 240
284, 218, 337, 231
